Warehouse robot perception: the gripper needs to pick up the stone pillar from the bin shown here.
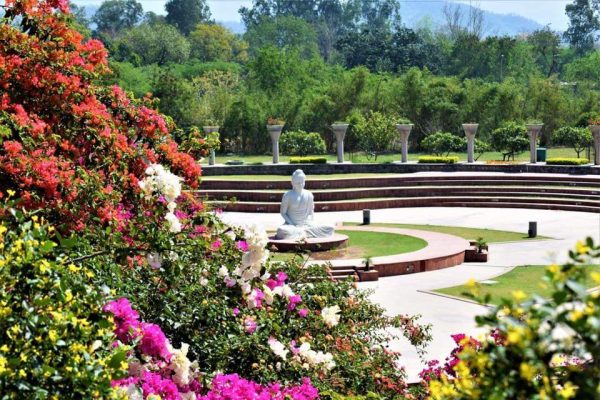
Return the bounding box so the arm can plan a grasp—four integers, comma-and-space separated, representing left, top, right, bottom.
331, 123, 349, 163
589, 125, 600, 165
526, 124, 543, 164
267, 125, 284, 164
203, 126, 219, 165
462, 123, 479, 163
396, 124, 413, 163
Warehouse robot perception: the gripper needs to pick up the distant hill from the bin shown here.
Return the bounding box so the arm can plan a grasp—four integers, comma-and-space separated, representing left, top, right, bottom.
401, 1, 544, 37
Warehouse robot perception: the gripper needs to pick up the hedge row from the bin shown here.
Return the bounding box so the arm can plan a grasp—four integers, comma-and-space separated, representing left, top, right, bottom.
418, 156, 459, 164
545, 157, 590, 165
290, 156, 328, 164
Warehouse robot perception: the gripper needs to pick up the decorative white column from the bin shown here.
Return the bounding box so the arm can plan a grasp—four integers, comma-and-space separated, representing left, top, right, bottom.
526, 124, 543, 164
396, 124, 413, 163
589, 125, 600, 165
331, 123, 349, 163
462, 123, 479, 163
267, 125, 284, 164
203, 125, 219, 165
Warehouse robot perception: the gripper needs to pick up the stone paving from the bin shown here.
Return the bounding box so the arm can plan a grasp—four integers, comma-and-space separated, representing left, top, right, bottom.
221, 206, 600, 381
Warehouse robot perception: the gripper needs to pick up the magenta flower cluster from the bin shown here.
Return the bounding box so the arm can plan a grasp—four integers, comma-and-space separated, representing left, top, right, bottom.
105, 298, 321, 399
198, 374, 319, 400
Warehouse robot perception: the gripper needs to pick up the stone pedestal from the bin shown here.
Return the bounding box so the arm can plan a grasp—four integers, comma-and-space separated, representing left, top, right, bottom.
332, 124, 349, 163
526, 124, 543, 164
590, 125, 600, 165
462, 123, 479, 163
396, 124, 413, 163
267, 125, 284, 164
203, 126, 220, 165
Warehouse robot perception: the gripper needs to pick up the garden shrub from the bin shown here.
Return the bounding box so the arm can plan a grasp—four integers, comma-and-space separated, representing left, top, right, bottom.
280, 130, 326, 156
552, 127, 592, 158
545, 157, 590, 165
490, 122, 529, 161
353, 112, 398, 161
0, 210, 123, 398
418, 156, 459, 164
290, 156, 328, 164
421, 132, 463, 156
423, 239, 600, 399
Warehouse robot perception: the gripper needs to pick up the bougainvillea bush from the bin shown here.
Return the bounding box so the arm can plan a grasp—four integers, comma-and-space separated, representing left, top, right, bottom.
423, 240, 600, 399
0, 2, 432, 399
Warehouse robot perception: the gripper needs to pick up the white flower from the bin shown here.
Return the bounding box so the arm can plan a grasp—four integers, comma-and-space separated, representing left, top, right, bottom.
321, 305, 341, 328
199, 277, 208, 286
167, 202, 177, 213
268, 338, 289, 360
165, 212, 182, 233
146, 253, 163, 269
263, 286, 275, 305
218, 266, 230, 277
169, 343, 192, 386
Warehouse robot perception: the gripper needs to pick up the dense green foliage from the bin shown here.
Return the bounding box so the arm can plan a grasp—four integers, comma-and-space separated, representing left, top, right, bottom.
552, 126, 593, 157
82, 0, 600, 157
421, 132, 463, 156
280, 130, 327, 155
490, 122, 530, 161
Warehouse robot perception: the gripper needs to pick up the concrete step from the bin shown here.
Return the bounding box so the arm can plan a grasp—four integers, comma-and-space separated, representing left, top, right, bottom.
207, 196, 600, 213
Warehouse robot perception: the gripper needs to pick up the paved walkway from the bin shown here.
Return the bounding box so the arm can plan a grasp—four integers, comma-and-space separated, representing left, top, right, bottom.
221, 207, 600, 381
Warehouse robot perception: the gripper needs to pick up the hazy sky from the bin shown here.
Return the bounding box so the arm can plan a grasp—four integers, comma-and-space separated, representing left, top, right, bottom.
76, 0, 572, 30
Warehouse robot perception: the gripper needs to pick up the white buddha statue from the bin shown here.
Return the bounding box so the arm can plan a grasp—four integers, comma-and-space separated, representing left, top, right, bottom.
275, 169, 335, 240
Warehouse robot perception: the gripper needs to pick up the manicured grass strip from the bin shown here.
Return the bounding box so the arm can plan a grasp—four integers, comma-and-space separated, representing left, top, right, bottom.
202, 147, 583, 165
269, 230, 427, 261
202, 173, 405, 181
435, 265, 600, 306
337, 230, 427, 258
344, 222, 551, 243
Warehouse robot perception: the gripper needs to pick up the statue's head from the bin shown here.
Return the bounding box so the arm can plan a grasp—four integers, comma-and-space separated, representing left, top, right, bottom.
291, 169, 306, 192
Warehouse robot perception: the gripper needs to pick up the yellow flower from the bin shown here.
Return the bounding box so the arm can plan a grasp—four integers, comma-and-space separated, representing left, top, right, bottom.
18, 369, 26, 378
6, 190, 15, 198
48, 330, 58, 343
507, 326, 525, 345
519, 362, 536, 380
575, 241, 590, 255
569, 309, 585, 322
559, 382, 577, 399
466, 278, 477, 288
65, 290, 73, 303
512, 290, 527, 301
0, 356, 7, 374
591, 272, 600, 285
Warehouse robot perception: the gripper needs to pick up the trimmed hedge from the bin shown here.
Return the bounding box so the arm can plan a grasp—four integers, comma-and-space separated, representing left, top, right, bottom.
418, 156, 459, 164
545, 157, 590, 165
280, 130, 327, 156
290, 156, 328, 164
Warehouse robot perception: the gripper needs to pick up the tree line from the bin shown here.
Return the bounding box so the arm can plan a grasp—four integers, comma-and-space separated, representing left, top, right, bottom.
69, 0, 600, 154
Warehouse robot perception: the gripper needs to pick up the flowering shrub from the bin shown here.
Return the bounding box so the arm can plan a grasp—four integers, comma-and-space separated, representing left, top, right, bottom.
0, 0, 200, 233
0, 209, 123, 398
424, 239, 600, 399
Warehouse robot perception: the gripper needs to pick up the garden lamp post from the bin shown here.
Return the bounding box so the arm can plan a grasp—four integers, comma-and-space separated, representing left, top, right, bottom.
267, 124, 284, 164
526, 123, 544, 164
202, 125, 220, 165
462, 123, 479, 163
332, 123, 349, 163
396, 124, 413, 163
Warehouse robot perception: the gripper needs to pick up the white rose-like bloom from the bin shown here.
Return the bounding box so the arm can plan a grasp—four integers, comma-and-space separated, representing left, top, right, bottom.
218, 266, 229, 277
321, 305, 341, 328
268, 338, 289, 360
263, 286, 275, 305
165, 212, 182, 233
169, 343, 192, 386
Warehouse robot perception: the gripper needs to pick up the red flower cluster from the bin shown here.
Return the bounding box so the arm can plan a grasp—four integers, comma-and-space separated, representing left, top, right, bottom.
0, 0, 201, 231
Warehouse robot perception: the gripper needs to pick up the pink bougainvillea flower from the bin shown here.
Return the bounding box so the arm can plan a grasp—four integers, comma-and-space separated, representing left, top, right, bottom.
244, 316, 257, 334
236, 240, 249, 252
298, 308, 309, 318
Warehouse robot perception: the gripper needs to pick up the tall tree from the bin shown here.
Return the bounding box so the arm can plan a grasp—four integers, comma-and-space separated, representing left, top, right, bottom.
564, 0, 600, 54
92, 0, 143, 39
244, 16, 320, 59
189, 23, 248, 62
165, 0, 212, 35
527, 27, 561, 77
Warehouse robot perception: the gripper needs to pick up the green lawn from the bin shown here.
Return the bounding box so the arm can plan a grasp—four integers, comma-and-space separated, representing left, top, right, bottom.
203, 147, 586, 166
343, 222, 550, 243
436, 265, 600, 305
269, 229, 427, 262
